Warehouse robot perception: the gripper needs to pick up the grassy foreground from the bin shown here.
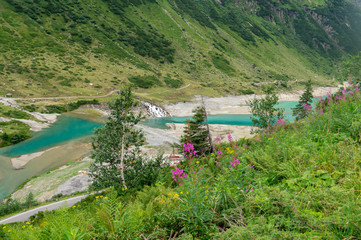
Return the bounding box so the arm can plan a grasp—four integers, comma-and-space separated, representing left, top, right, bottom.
1, 86, 361, 239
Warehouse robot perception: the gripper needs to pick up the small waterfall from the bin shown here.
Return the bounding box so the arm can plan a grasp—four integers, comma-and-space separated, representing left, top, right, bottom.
142, 102, 169, 118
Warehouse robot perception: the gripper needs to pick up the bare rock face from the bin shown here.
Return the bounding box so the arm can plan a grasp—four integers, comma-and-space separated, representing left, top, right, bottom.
51, 174, 92, 199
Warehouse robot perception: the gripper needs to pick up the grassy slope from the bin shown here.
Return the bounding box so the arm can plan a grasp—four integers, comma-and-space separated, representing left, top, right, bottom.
10, 159, 92, 203
0, 103, 33, 147
1, 86, 361, 239
0, 0, 360, 102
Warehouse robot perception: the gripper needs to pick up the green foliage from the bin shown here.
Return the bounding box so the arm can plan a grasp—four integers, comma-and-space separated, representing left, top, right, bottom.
249, 86, 284, 132
116, 153, 168, 193
292, 79, 313, 120
43, 100, 99, 113
0, 104, 34, 120
121, 30, 175, 63
164, 76, 183, 88
67, 99, 99, 111
0, 193, 38, 216
339, 52, 361, 84
0, 121, 31, 147
23, 104, 38, 112
128, 75, 161, 89
180, 107, 210, 156
43, 105, 67, 114
89, 87, 145, 190
211, 53, 236, 76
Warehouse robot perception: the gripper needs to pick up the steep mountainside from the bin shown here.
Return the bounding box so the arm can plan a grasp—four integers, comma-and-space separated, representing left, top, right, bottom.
0, 0, 360, 102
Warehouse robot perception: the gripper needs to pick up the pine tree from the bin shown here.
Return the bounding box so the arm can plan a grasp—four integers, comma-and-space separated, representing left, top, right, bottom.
180, 106, 210, 156
292, 80, 313, 120
89, 87, 144, 190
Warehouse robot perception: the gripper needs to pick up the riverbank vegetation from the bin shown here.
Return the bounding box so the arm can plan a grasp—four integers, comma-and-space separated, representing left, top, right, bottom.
1, 83, 361, 239
0, 121, 31, 148
0, 104, 36, 121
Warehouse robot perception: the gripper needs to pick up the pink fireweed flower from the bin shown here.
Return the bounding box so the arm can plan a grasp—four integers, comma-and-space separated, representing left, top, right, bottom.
183, 143, 197, 157
276, 119, 286, 126
230, 158, 240, 167
302, 103, 312, 111
215, 136, 221, 143
342, 88, 347, 95
336, 96, 346, 101
319, 109, 324, 115
246, 186, 254, 192
349, 91, 354, 95
171, 168, 188, 183
227, 134, 233, 142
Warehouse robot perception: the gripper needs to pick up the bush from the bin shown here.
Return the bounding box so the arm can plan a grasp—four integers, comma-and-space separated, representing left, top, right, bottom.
164, 77, 183, 88
128, 75, 161, 89
211, 53, 236, 76
44, 105, 67, 113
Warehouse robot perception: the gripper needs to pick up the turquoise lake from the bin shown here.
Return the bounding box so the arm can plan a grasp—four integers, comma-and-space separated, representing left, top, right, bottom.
0, 115, 103, 157
0, 115, 103, 200
142, 101, 298, 129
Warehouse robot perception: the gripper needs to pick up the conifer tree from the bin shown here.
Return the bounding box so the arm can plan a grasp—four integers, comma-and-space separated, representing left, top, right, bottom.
292, 80, 313, 120
180, 106, 210, 156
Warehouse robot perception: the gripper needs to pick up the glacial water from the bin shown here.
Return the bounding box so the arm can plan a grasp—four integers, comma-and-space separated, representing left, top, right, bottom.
0, 115, 103, 157
0, 115, 103, 200
141, 101, 299, 129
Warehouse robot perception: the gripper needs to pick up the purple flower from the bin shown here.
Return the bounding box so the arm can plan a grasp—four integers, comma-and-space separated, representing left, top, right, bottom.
215, 136, 221, 143
183, 143, 197, 158
302, 103, 312, 111
276, 119, 285, 126
171, 168, 188, 183
228, 134, 233, 142
230, 158, 240, 167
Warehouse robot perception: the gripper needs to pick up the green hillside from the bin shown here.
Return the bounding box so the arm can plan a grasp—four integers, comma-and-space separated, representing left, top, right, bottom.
0, 0, 360, 101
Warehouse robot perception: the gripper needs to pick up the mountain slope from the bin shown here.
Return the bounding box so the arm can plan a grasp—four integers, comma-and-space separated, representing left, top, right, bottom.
0, 0, 360, 102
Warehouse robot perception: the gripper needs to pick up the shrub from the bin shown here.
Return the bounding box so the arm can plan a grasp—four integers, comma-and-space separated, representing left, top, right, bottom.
211, 54, 236, 76
128, 75, 161, 89
164, 77, 183, 88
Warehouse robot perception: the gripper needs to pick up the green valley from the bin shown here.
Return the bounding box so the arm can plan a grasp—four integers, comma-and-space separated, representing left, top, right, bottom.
0, 0, 360, 102
1, 1, 361, 238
